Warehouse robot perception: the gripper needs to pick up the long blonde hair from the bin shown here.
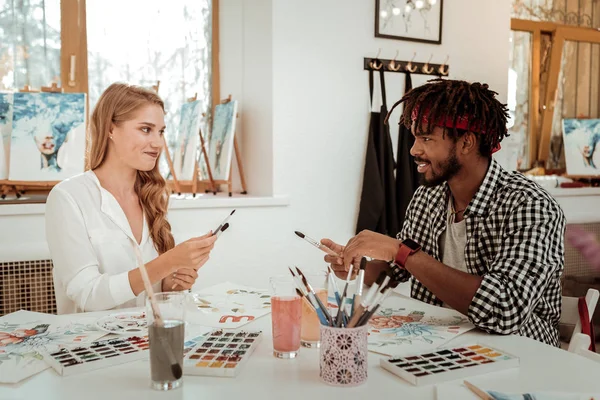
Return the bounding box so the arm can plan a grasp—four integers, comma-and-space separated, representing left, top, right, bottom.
88, 83, 175, 254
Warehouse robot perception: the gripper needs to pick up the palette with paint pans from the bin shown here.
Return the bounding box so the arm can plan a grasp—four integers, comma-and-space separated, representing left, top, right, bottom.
42, 336, 150, 376
380, 344, 519, 386
183, 329, 262, 377
95, 311, 148, 335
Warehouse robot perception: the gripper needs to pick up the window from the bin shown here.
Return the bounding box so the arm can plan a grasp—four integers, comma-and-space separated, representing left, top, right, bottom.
0, 0, 216, 184
86, 0, 213, 175
0, 0, 61, 90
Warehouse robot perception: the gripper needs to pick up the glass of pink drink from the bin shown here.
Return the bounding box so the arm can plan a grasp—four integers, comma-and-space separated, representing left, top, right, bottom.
270, 276, 302, 359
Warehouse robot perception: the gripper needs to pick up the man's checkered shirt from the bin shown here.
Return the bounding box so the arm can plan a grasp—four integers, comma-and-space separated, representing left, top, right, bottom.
391, 159, 565, 346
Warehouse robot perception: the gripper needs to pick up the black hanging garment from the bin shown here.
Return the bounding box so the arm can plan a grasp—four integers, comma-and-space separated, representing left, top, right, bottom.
356, 69, 398, 237
395, 73, 420, 230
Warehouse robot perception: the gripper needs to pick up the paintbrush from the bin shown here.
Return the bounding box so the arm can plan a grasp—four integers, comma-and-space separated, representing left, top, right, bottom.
295, 267, 334, 326
326, 265, 342, 307
335, 265, 354, 327
356, 281, 399, 327
294, 231, 340, 257
131, 242, 182, 380
288, 267, 328, 325
215, 222, 230, 238
213, 209, 235, 235
346, 271, 387, 328
296, 288, 316, 312
351, 257, 368, 318
463, 381, 494, 400
173, 222, 230, 291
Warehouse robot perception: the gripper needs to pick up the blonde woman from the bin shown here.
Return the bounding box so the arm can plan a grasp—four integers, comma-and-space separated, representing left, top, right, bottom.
46, 83, 216, 314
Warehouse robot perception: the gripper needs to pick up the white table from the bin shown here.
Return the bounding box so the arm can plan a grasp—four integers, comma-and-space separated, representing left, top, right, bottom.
2, 300, 600, 400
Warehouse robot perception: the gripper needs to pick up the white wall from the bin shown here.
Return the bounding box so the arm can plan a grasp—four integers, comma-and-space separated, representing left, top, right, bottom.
0, 0, 513, 290
272, 0, 511, 240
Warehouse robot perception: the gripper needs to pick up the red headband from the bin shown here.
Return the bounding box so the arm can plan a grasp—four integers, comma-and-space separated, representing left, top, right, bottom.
411, 107, 501, 154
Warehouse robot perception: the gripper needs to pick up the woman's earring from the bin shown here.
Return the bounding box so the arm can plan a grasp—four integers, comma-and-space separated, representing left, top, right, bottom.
109, 135, 113, 140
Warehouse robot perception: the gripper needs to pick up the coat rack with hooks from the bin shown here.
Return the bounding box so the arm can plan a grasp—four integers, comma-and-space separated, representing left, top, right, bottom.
363, 52, 449, 76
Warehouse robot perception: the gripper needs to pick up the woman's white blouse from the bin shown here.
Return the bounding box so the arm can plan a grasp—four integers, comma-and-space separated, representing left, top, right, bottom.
45, 171, 160, 314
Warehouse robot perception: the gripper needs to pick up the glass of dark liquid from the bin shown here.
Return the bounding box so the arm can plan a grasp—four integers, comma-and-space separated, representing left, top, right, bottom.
146, 292, 186, 391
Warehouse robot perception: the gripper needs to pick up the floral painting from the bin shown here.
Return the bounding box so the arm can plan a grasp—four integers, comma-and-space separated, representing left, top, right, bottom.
367, 297, 474, 356
0, 310, 106, 383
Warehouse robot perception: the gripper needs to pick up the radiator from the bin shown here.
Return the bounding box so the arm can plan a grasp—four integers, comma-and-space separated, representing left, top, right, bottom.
0, 259, 57, 316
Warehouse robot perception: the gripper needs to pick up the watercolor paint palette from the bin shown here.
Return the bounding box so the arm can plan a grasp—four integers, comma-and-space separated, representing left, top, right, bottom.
183, 329, 262, 377
42, 336, 150, 376
380, 344, 519, 386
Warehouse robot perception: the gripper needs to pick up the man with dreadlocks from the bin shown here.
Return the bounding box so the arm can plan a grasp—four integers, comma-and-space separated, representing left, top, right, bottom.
322, 79, 565, 346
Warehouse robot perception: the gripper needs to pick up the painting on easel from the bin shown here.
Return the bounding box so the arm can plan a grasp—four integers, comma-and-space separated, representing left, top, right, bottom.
8, 93, 86, 181
562, 118, 600, 176
173, 100, 206, 181
209, 100, 238, 181
0, 93, 12, 180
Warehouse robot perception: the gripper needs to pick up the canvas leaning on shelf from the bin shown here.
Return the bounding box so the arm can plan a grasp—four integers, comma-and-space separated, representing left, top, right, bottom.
8, 92, 87, 181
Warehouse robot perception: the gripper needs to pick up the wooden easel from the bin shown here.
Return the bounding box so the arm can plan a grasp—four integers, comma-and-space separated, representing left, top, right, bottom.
41, 83, 64, 93
0, 83, 62, 199
174, 93, 217, 197
209, 95, 247, 197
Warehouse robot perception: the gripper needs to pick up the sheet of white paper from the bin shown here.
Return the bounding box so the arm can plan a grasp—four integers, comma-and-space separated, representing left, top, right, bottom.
187, 282, 271, 329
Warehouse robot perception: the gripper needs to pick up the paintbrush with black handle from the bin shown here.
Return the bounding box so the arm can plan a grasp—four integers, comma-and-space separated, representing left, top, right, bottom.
295, 267, 334, 326
132, 242, 182, 380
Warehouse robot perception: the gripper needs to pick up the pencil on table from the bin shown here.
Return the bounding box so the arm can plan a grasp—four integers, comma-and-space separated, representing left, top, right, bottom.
463, 380, 493, 400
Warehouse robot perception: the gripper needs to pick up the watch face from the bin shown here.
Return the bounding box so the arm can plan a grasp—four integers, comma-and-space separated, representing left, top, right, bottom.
403, 239, 421, 251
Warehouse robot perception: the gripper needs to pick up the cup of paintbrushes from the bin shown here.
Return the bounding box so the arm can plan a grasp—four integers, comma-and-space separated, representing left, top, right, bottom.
319, 324, 368, 387
146, 292, 186, 391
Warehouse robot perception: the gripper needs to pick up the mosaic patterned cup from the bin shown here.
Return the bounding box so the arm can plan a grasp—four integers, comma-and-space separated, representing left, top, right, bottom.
319, 324, 368, 387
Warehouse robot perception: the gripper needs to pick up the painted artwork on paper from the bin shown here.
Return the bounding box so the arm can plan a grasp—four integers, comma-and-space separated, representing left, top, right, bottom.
208, 101, 237, 181
367, 297, 474, 356
0, 310, 106, 383
9, 92, 86, 181
189, 282, 271, 329
0, 93, 13, 179
173, 100, 207, 181
562, 118, 600, 176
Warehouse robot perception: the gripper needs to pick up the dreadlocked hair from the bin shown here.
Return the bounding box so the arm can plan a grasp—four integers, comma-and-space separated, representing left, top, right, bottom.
386, 79, 510, 158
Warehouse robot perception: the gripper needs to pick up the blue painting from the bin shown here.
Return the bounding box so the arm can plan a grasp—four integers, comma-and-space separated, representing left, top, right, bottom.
562, 118, 600, 176
209, 100, 238, 181
0, 93, 12, 179
173, 100, 205, 181
9, 92, 86, 181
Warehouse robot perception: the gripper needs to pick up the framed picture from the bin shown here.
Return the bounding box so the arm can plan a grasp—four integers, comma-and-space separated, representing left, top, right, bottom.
562, 118, 600, 176
209, 100, 238, 181
375, 0, 444, 44
0, 93, 13, 179
173, 100, 206, 181
9, 92, 86, 181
